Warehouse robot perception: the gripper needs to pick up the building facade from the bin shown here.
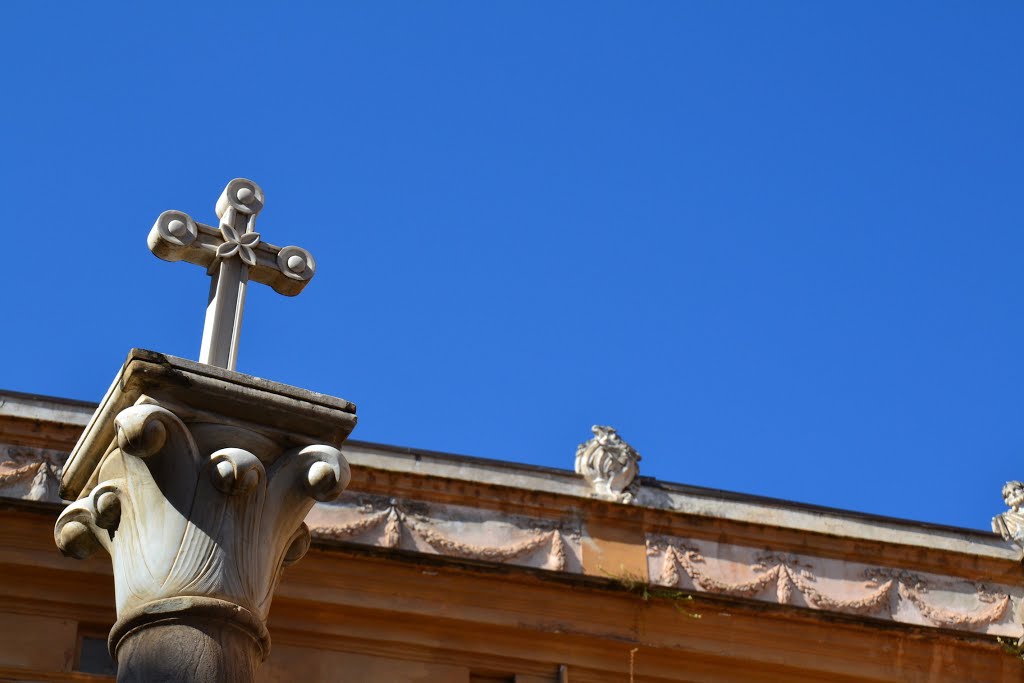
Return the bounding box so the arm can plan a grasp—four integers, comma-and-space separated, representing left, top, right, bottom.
1, 377, 1022, 682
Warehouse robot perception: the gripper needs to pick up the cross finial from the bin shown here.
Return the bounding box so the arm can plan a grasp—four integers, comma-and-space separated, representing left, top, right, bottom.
147, 178, 316, 370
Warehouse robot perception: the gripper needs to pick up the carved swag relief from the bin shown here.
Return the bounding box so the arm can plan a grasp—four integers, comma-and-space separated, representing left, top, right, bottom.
647, 536, 1019, 634
308, 495, 580, 572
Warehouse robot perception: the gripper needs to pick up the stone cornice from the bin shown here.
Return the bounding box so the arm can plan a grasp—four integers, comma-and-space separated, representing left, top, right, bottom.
0, 390, 93, 427
0, 393, 1012, 566
0, 385, 1005, 556
339, 441, 1014, 563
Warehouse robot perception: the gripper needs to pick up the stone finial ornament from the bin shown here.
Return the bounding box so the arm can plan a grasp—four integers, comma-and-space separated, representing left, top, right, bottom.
992, 480, 1024, 551
575, 425, 641, 503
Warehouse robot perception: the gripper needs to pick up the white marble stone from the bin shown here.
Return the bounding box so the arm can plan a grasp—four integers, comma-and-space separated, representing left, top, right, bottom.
574, 425, 641, 503
148, 179, 317, 370
992, 480, 1024, 552
52, 351, 357, 682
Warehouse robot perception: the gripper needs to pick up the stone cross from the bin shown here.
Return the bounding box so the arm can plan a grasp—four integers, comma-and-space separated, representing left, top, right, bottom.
147, 178, 316, 370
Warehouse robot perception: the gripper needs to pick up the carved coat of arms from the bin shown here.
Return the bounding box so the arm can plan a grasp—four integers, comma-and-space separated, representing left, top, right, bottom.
574, 425, 641, 503
992, 480, 1024, 552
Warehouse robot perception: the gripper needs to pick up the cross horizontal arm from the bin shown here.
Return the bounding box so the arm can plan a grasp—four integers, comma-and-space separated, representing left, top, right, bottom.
148, 212, 315, 297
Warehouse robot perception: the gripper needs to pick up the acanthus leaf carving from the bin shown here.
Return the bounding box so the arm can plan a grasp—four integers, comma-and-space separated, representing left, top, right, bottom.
53, 402, 350, 642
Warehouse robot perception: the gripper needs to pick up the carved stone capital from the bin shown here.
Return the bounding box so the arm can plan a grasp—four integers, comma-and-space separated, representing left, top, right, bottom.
54, 350, 356, 681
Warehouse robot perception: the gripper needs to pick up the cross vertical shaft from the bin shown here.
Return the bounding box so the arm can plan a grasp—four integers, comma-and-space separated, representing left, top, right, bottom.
200, 191, 259, 369
201, 253, 248, 368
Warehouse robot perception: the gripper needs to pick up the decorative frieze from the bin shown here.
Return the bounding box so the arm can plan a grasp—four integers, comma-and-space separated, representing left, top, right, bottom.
647, 536, 1021, 635
3, 433, 1019, 639
306, 494, 581, 573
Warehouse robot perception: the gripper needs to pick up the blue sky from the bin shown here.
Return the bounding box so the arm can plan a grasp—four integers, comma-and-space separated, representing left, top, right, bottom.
2, 3, 1021, 530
